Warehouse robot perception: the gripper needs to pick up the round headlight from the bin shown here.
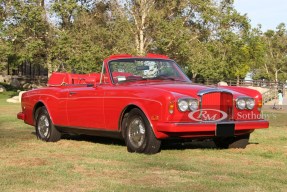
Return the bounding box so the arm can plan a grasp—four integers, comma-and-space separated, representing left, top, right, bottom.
246, 98, 255, 110
189, 100, 198, 111
178, 99, 189, 112
236, 98, 246, 110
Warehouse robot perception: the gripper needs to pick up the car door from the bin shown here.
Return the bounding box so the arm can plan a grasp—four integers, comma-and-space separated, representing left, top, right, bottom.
66, 85, 105, 129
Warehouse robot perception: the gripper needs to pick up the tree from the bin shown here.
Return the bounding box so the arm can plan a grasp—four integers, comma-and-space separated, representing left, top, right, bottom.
50, 0, 79, 28
150, 0, 218, 80
111, 0, 155, 55
0, 0, 51, 76
262, 23, 287, 82
212, 0, 251, 82
48, 0, 135, 73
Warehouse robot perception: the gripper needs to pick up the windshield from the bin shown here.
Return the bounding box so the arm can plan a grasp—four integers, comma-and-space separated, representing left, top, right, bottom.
108, 59, 191, 83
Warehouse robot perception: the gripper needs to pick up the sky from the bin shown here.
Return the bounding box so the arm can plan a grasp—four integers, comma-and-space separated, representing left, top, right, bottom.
233, 0, 287, 32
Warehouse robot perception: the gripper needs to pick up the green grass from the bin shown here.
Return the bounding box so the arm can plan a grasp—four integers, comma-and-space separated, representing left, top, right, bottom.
0, 93, 287, 192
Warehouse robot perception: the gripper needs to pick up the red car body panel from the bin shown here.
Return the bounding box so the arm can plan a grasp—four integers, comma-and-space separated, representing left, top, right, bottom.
17, 54, 269, 140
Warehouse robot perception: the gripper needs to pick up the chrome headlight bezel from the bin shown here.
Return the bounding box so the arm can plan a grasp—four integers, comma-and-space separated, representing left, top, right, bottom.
189, 99, 199, 111
177, 98, 198, 112
236, 98, 246, 110
246, 98, 255, 110
236, 97, 255, 110
178, 99, 189, 112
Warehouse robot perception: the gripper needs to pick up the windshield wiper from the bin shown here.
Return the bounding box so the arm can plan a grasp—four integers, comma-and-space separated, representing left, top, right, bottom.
155, 76, 176, 80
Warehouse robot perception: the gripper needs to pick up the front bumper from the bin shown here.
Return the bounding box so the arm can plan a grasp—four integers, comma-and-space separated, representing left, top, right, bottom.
156, 120, 269, 134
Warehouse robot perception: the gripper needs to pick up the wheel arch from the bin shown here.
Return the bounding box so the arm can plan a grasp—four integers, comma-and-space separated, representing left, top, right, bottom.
119, 104, 155, 139
33, 101, 53, 124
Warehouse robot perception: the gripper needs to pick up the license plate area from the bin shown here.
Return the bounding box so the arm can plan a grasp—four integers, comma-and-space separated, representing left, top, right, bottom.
216, 123, 235, 137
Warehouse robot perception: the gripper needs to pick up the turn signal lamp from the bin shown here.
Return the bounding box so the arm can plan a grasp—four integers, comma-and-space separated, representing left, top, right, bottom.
168, 101, 175, 114
258, 99, 263, 112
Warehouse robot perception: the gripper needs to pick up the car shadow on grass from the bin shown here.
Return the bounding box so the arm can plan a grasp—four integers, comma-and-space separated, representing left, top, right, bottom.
161, 139, 216, 150
31, 133, 256, 151
62, 134, 218, 151
61, 134, 126, 146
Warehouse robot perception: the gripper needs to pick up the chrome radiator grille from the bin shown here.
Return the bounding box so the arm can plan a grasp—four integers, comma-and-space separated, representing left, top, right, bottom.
199, 92, 233, 121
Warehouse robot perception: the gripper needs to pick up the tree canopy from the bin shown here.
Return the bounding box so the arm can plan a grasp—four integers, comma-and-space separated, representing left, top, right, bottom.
0, 0, 286, 82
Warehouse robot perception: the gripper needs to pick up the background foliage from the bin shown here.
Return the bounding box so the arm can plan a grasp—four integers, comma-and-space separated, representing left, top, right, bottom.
0, 0, 286, 82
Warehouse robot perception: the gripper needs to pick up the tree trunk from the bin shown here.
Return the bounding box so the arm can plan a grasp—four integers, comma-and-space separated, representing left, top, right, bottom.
29, 62, 32, 78
7, 62, 9, 75
47, 60, 53, 78
135, 34, 140, 54
39, 0, 44, 7
139, 28, 145, 55
131, 0, 154, 55
192, 73, 197, 82
275, 70, 278, 83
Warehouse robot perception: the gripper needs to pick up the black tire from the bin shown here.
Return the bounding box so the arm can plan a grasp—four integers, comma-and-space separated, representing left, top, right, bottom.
124, 108, 161, 154
35, 106, 61, 142
213, 134, 250, 149
121, 113, 129, 139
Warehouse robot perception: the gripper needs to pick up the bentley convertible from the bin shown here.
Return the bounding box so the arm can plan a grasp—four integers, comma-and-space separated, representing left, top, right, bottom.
17, 54, 269, 154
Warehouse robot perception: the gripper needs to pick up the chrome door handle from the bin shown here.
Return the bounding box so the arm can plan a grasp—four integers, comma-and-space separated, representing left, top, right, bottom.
69, 92, 77, 95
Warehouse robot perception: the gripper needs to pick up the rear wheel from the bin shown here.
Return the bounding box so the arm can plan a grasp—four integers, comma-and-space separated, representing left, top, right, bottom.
213, 134, 250, 149
124, 108, 161, 154
35, 107, 61, 142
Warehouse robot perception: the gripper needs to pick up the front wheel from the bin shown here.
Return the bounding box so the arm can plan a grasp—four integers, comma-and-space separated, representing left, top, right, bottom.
35, 107, 61, 142
124, 108, 161, 154
213, 134, 250, 149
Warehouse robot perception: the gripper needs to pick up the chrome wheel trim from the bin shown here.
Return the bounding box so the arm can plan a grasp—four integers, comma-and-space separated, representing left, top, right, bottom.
128, 117, 146, 148
37, 115, 50, 138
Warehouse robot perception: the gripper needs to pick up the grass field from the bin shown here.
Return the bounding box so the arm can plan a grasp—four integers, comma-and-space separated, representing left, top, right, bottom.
0, 92, 286, 192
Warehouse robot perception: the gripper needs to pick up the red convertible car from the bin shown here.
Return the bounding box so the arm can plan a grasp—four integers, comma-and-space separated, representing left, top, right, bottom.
17, 54, 269, 154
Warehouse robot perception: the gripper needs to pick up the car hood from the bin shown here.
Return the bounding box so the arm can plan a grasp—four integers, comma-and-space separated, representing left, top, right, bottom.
148, 83, 210, 97
128, 82, 254, 98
